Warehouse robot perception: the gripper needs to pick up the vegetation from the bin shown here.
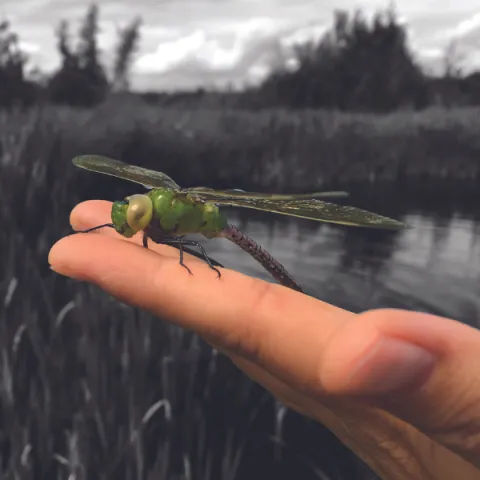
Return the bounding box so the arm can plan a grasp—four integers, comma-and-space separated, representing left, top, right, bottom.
260, 7, 429, 111
4, 102, 479, 190
0, 4, 141, 109
1, 4, 479, 111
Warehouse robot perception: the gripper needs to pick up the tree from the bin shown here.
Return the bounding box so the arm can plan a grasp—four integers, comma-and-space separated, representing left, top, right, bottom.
334, 6, 428, 111
0, 19, 32, 108
112, 17, 142, 92
48, 4, 109, 107
48, 3, 142, 106
260, 5, 429, 112
75, 3, 109, 104
443, 40, 465, 79
48, 20, 84, 105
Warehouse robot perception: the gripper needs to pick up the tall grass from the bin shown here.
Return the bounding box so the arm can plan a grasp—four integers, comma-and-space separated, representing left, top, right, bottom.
3, 100, 480, 192
1, 102, 479, 479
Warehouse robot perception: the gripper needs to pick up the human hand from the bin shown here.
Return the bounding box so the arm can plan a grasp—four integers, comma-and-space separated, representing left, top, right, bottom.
49, 200, 480, 480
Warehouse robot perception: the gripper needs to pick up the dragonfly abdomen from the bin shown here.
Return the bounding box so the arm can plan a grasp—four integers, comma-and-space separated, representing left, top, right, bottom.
222, 224, 304, 293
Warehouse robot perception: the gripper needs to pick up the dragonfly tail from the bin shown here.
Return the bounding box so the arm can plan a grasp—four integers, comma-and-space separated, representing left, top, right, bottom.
222, 224, 304, 293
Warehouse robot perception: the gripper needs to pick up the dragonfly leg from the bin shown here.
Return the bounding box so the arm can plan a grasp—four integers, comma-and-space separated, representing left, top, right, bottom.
176, 240, 222, 279
155, 237, 221, 278
176, 238, 193, 276
144, 232, 192, 275
77, 223, 115, 233
143, 229, 222, 276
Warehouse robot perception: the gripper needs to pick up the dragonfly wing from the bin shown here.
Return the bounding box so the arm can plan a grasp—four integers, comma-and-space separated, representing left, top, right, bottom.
186, 187, 349, 201
72, 155, 182, 190
211, 198, 406, 229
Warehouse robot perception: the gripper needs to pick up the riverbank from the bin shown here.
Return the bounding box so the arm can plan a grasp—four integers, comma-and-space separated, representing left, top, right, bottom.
2, 103, 480, 192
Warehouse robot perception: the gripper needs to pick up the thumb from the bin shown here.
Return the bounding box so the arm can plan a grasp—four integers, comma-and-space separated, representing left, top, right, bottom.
319, 309, 480, 468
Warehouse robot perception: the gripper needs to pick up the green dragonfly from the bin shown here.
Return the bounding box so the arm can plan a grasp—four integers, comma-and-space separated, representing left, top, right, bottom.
72, 155, 406, 293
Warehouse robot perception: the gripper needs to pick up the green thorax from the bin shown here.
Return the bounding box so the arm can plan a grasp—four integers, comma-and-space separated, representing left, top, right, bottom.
147, 188, 228, 238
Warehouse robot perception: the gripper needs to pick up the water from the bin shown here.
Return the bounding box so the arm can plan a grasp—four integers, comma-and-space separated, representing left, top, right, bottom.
199, 190, 480, 329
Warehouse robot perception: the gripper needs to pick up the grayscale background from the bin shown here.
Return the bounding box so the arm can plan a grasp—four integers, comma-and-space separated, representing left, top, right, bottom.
1, 1, 479, 479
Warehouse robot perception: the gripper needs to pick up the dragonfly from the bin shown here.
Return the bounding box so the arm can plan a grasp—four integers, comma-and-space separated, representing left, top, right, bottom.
72, 155, 406, 293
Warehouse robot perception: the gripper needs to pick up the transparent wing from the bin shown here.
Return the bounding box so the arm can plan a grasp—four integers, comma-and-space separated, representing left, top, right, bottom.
186, 187, 349, 201
72, 155, 181, 190
209, 197, 406, 229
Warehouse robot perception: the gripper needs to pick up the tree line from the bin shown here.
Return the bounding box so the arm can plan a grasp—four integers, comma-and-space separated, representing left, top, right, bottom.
0, 3, 479, 112
257, 7, 480, 112
0, 4, 141, 108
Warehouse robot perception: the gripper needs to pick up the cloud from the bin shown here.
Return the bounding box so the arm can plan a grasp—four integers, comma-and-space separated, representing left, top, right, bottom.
416, 10, 480, 73
135, 17, 289, 73
448, 11, 480, 39
133, 19, 296, 90
131, 1, 480, 89
134, 16, 338, 90
4, 0, 480, 89
18, 40, 41, 54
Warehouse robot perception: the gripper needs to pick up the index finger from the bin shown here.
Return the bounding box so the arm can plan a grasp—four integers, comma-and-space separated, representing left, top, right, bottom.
50, 203, 354, 390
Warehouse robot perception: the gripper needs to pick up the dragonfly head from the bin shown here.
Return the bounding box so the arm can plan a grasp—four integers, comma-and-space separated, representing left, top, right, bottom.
111, 194, 153, 238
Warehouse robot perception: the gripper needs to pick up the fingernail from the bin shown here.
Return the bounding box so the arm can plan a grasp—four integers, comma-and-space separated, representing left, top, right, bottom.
348, 337, 437, 395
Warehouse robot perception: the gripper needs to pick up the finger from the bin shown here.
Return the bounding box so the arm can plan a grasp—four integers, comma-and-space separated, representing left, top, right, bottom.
69, 200, 113, 231
229, 353, 480, 479
49, 231, 354, 393
70, 200, 206, 263
318, 308, 480, 468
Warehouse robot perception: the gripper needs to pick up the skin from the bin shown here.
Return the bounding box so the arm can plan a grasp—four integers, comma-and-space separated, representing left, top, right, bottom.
49, 200, 480, 480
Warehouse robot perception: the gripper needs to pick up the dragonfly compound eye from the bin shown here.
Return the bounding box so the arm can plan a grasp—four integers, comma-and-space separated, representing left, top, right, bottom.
126, 194, 153, 232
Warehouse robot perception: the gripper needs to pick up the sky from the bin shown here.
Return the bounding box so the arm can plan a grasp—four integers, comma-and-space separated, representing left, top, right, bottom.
3, 0, 480, 91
